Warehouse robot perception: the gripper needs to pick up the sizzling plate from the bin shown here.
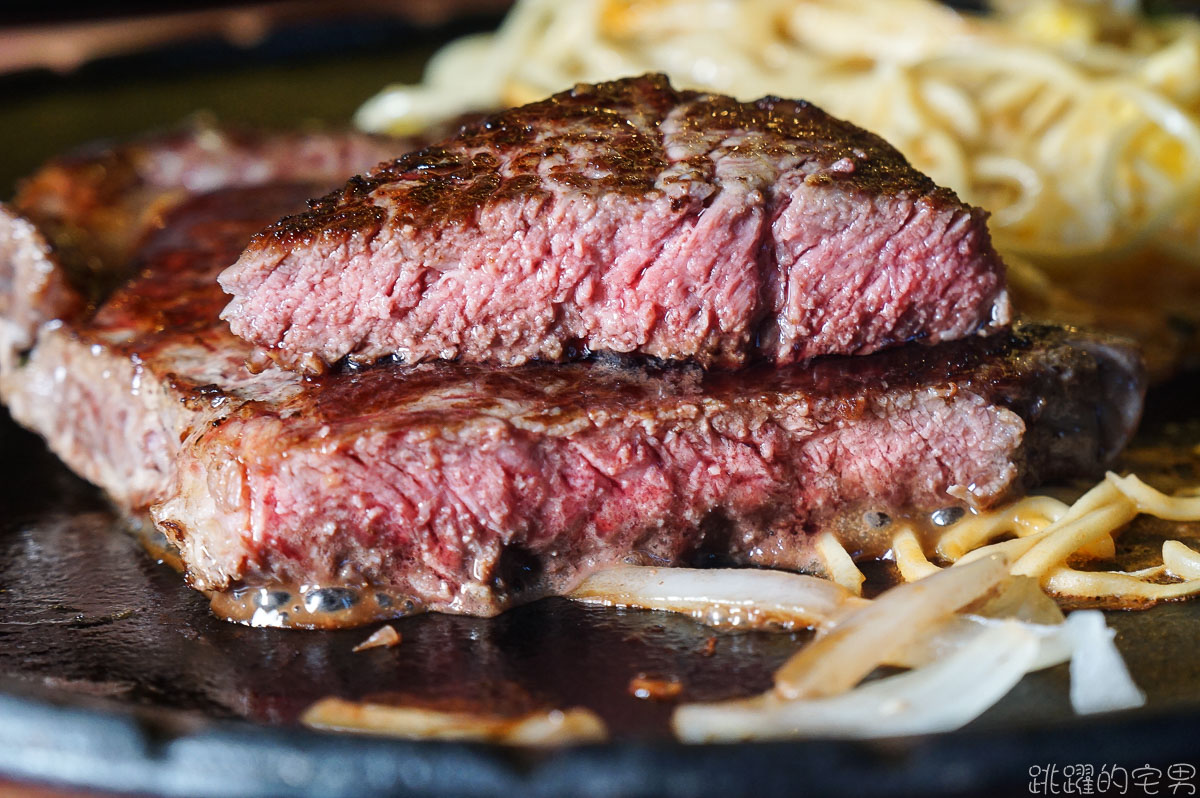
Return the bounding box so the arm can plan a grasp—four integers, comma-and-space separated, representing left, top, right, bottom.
4, 17, 1200, 797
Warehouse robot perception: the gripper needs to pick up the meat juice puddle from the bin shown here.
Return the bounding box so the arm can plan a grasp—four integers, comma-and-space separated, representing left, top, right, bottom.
135, 522, 425, 628
207, 584, 425, 629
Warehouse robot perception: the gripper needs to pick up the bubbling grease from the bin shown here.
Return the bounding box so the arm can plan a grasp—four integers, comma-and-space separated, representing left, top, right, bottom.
207, 584, 425, 630
134, 520, 425, 629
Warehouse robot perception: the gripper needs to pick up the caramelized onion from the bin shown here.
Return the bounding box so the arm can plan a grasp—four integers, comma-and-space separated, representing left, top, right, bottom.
1010, 501, 1138, 579
891, 525, 941, 581
1107, 472, 1200, 521
814, 532, 866, 595
302, 698, 608, 745
1043, 567, 1200, 606
935, 496, 1067, 562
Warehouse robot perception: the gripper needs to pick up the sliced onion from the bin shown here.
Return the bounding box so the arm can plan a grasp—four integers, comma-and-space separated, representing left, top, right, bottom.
1043, 566, 1200, 605
956, 524, 1117, 570
773, 553, 1008, 699
569, 565, 866, 630
1163, 539, 1200, 580
1107, 472, 1200, 520
1058, 478, 1126, 524
968, 574, 1066, 625
1010, 501, 1137, 579
814, 532, 866, 595
889, 614, 1073, 672
885, 578, 1069, 674
935, 496, 1067, 562
956, 532, 1045, 566
1063, 611, 1146, 715
891, 525, 941, 581
673, 622, 1040, 742
301, 698, 608, 745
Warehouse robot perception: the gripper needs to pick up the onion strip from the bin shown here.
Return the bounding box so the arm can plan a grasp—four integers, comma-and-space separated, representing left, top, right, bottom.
569, 565, 866, 630
814, 531, 866, 595
1107, 472, 1200, 521
1010, 502, 1137, 579
891, 525, 941, 581
1044, 566, 1200, 605
773, 554, 1008, 700
673, 622, 1040, 742
302, 699, 608, 745
1163, 539, 1200, 580
935, 495, 1066, 562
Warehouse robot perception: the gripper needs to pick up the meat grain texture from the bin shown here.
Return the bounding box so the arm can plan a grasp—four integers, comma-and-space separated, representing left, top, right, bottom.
0, 130, 1141, 618
221, 74, 1010, 372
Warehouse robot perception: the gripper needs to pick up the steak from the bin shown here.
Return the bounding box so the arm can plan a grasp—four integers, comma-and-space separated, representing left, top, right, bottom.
1, 127, 407, 505
220, 74, 1010, 374
0, 131, 1142, 623
159, 326, 1142, 620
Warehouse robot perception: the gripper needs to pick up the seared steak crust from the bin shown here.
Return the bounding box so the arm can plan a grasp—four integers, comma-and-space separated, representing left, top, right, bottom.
221, 74, 1010, 373
1, 131, 1140, 619
13, 124, 403, 309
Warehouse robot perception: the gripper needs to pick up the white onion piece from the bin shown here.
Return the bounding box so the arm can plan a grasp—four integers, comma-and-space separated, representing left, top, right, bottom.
897, 612, 1147, 716
890, 614, 1072, 671
673, 622, 1039, 742
891, 576, 1067, 670
774, 553, 1008, 699
970, 574, 1066, 625
1063, 611, 1147, 715
568, 565, 866, 630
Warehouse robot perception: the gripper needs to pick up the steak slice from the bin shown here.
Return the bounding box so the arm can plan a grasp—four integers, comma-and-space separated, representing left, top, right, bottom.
0, 124, 404, 375
220, 74, 1010, 374
0, 127, 408, 507
1, 133, 1140, 623
158, 325, 1141, 619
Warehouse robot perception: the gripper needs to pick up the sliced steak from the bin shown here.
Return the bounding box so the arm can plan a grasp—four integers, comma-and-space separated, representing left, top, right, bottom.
1, 133, 1140, 622
1, 126, 408, 506
158, 324, 1141, 618
4, 123, 403, 344
220, 74, 1010, 373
